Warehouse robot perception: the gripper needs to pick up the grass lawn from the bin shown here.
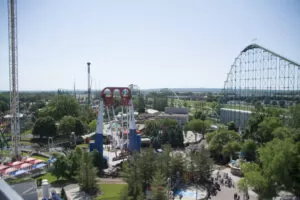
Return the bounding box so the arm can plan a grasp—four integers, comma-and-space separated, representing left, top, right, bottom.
33, 172, 57, 183
95, 184, 128, 200
76, 143, 88, 148
32, 155, 49, 161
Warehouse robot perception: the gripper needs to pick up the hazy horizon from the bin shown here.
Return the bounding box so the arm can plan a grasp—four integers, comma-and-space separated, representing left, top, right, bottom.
1, 0, 300, 91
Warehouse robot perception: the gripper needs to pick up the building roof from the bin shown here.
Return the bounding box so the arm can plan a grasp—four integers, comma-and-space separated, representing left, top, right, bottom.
18, 163, 32, 169
2, 167, 18, 174
9, 161, 23, 167
22, 157, 36, 163
11, 180, 38, 200
0, 165, 9, 171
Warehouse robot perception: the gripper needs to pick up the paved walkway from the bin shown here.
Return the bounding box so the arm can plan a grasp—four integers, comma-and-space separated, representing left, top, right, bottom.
211, 168, 258, 200
64, 184, 92, 200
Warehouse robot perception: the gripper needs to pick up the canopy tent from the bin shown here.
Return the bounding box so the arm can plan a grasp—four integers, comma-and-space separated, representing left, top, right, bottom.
30, 159, 44, 165
12, 169, 29, 176
18, 163, 32, 169
9, 161, 23, 167
22, 157, 36, 163
32, 163, 47, 169
0, 164, 9, 171
1, 167, 18, 175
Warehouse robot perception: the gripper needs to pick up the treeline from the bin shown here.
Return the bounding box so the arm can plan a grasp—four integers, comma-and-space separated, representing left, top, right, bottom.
206, 104, 300, 198
121, 146, 213, 200
144, 119, 184, 148
32, 94, 96, 138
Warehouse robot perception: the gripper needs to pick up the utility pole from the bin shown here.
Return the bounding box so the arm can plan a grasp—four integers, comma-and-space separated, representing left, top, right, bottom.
8, 0, 20, 159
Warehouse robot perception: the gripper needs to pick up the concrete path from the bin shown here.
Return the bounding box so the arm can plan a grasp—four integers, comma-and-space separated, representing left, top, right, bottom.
211, 168, 258, 200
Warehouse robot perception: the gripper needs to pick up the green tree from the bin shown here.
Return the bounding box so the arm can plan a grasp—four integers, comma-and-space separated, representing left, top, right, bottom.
222, 140, 241, 161
78, 105, 96, 124
289, 104, 300, 128
137, 92, 146, 113
0, 100, 9, 113
185, 119, 211, 141
59, 116, 76, 137
145, 119, 184, 147
272, 127, 293, 140
42, 95, 80, 121
241, 139, 257, 161
189, 146, 214, 184
121, 154, 144, 199
76, 151, 98, 192
227, 121, 238, 132
75, 118, 86, 136
52, 155, 70, 180
256, 117, 283, 143
32, 116, 57, 138
59, 116, 86, 137
88, 119, 97, 132
150, 170, 167, 200
258, 138, 300, 196
92, 150, 107, 175
207, 129, 241, 163
241, 138, 300, 198
193, 110, 206, 121
68, 147, 83, 178
169, 153, 185, 181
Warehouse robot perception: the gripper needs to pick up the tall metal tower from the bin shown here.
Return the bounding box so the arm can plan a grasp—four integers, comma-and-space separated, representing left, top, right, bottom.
87, 62, 91, 105
8, 0, 20, 159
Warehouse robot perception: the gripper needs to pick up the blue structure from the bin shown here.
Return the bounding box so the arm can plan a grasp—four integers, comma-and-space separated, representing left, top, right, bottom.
128, 101, 139, 152
136, 134, 141, 152
89, 140, 95, 152
94, 101, 104, 155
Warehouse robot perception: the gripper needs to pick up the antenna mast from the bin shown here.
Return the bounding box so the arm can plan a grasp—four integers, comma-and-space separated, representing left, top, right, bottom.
8, 0, 20, 159
87, 62, 91, 105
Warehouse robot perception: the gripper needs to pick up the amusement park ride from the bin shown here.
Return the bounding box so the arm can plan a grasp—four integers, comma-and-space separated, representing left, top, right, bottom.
91, 87, 141, 158
0, 120, 10, 150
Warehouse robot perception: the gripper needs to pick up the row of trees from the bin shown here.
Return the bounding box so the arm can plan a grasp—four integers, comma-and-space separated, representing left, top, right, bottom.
144, 119, 184, 148
203, 104, 300, 198
237, 104, 300, 199
121, 145, 213, 200
184, 119, 211, 142
32, 95, 96, 138
0, 93, 9, 113
52, 148, 107, 192
32, 115, 87, 138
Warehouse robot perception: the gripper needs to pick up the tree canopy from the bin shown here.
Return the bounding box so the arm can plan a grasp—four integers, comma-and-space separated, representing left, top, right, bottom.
207, 129, 241, 163
144, 119, 184, 147
32, 116, 57, 138
121, 146, 213, 199
40, 95, 80, 121
76, 151, 98, 191
59, 116, 86, 137
240, 138, 300, 198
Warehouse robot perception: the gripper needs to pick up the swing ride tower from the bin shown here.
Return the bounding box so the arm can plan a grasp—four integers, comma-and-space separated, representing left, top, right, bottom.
94, 87, 141, 155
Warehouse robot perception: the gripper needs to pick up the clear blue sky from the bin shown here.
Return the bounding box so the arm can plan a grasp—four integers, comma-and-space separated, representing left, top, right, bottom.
0, 0, 300, 91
